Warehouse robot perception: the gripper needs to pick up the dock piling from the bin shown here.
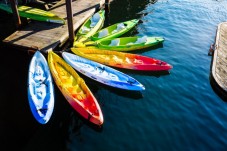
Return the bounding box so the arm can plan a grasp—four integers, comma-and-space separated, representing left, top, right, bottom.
9, 0, 21, 29
66, 0, 75, 46
105, 0, 110, 10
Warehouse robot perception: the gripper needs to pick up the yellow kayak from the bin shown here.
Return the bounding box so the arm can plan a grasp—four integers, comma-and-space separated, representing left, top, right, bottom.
48, 51, 103, 125
75, 9, 105, 42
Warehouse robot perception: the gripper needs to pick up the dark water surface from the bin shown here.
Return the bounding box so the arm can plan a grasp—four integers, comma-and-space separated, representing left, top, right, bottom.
1, 0, 227, 150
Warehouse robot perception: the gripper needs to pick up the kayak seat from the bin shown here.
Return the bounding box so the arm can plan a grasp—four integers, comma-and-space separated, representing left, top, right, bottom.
81, 26, 91, 34
111, 23, 126, 34
108, 73, 118, 80
126, 36, 148, 45
109, 39, 120, 46
33, 65, 46, 83
98, 29, 109, 38
76, 93, 86, 101
90, 12, 100, 27
81, 63, 91, 70
135, 36, 147, 44
37, 108, 48, 115
96, 66, 105, 73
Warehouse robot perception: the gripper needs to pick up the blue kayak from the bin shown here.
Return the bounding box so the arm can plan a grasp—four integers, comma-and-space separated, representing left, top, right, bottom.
62, 52, 145, 91
27, 51, 55, 124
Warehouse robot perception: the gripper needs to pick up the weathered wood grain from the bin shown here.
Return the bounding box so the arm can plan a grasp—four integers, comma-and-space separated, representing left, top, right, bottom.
212, 22, 227, 92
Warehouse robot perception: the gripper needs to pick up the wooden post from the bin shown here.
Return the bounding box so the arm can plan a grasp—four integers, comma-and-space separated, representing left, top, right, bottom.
105, 0, 110, 25
105, 0, 110, 4
105, 0, 110, 14
66, 0, 74, 45
9, 0, 21, 29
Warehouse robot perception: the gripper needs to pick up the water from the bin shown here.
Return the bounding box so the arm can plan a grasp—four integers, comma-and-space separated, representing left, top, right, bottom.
1, 0, 227, 150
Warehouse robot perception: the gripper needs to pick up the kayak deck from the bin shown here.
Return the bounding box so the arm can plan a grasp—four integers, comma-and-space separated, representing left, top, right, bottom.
2, 0, 106, 53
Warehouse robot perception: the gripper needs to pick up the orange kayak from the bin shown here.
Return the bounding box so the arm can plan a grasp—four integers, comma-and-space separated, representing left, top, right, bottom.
48, 51, 103, 125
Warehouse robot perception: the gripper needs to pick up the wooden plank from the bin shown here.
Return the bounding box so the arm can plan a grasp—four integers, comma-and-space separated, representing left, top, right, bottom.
3, 0, 105, 52
211, 22, 227, 93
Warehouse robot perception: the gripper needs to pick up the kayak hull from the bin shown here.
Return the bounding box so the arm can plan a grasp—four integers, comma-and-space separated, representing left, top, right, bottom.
62, 52, 145, 91
48, 51, 103, 125
27, 51, 55, 124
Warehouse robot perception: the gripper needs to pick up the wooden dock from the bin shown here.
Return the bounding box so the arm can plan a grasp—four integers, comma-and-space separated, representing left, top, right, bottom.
210, 22, 227, 99
2, 0, 105, 53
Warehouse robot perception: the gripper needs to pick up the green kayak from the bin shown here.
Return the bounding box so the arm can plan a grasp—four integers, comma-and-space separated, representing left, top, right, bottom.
0, 4, 65, 24
75, 9, 105, 42
89, 36, 164, 51
90, 19, 139, 42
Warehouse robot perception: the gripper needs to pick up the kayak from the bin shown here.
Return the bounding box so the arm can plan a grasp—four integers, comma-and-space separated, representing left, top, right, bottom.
73, 36, 164, 51
0, 4, 65, 24
48, 51, 103, 125
62, 52, 145, 91
75, 9, 105, 42
94, 36, 164, 51
27, 51, 55, 124
71, 48, 173, 71
90, 19, 139, 42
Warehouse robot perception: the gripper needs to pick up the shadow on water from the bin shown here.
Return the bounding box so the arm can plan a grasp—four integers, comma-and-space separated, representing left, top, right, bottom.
107, 0, 158, 22
106, 87, 144, 99
67, 111, 104, 133
0, 45, 39, 151
104, 0, 157, 28
209, 54, 227, 102
121, 68, 171, 77
209, 74, 227, 102
0, 12, 16, 41
21, 84, 90, 151
20, 66, 104, 151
